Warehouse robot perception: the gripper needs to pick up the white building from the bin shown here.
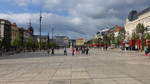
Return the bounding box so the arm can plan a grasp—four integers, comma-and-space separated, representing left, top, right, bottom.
54, 36, 69, 47
125, 7, 150, 39
95, 28, 109, 39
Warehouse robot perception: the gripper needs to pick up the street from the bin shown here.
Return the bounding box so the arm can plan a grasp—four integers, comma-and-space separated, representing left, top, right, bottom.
0, 49, 150, 84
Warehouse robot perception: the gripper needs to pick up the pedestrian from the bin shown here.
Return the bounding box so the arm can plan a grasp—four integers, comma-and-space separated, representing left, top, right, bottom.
81, 47, 84, 54
144, 42, 150, 56
51, 48, 54, 55
64, 47, 67, 56
83, 47, 86, 54
47, 48, 50, 54
86, 47, 89, 55
105, 44, 108, 51
72, 47, 75, 56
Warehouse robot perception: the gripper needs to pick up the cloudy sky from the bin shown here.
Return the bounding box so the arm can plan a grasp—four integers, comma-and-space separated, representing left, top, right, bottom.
0, 0, 149, 39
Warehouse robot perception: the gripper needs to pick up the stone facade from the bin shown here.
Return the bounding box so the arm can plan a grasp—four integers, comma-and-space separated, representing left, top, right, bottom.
11, 23, 19, 44
0, 19, 11, 49
125, 7, 150, 39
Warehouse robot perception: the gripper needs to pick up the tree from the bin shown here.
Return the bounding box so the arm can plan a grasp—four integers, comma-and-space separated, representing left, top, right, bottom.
135, 23, 146, 50
26, 36, 34, 50
132, 32, 139, 40
144, 33, 150, 39
103, 34, 110, 45
48, 42, 57, 48
117, 29, 125, 45
136, 23, 146, 34
11, 32, 22, 48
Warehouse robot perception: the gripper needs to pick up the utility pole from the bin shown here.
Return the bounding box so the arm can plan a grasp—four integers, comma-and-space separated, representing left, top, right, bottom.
52, 27, 54, 40
47, 33, 50, 49
39, 11, 42, 50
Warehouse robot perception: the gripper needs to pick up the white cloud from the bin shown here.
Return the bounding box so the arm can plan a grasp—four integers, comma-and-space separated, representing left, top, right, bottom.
14, 0, 30, 7
70, 17, 82, 25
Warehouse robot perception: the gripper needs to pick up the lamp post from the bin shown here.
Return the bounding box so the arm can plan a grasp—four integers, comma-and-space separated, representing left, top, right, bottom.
52, 28, 54, 40
39, 11, 42, 50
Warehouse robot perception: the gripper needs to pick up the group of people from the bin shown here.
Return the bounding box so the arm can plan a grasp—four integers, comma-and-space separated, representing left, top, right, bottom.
47, 47, 90, 56
71, 47, 89, 56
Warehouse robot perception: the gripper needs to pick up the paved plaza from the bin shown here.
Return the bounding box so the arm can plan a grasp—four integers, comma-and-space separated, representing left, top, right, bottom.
0, 49, 150, 84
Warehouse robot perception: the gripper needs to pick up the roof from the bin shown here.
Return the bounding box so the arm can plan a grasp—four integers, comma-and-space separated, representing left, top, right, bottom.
128, 7, 150, 21
138, 7, 150, 16
0, 19, 11, 24
114, 26, 124, 32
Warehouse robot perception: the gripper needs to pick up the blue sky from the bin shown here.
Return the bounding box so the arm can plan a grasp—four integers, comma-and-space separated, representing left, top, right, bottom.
0, 0, 150, 39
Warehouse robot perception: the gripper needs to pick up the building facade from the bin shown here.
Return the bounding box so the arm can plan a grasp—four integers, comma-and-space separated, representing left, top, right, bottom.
0, 19, 11, 49
11, 23, 19, 44
54, 36, 69, 48
76, 38, 86, 46
125, 7, 150, 39
34, 35, 49, 43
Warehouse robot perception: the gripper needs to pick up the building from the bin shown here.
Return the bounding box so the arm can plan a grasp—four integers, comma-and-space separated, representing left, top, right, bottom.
95, 28, 109, 39
76, 38, 86, 46
0, 19, 11, 49
53, 36, 69, 48
69, 39, 76, 48
112, 25, 124, 38
23, 21, 34, 44
18, 28, 24, 46
11, 23, 19, 44
28, 21, 34, 35
34, 35, 49, 43
125, 7, 150, 39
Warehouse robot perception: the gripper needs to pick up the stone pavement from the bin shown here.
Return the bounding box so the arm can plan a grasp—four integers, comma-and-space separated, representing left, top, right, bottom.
0, 49, 150, 84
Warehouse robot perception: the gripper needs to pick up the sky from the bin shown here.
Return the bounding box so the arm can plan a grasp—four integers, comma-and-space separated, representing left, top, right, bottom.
0, 0, 149, 39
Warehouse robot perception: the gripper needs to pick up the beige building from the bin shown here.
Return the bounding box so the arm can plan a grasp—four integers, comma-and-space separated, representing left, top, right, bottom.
11, 23, 19, 43
125, 7, 150, 39
76, 38, 85, 46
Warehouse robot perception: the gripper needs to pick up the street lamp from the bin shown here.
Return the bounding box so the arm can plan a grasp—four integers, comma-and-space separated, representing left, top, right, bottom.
39, 11, 42, 50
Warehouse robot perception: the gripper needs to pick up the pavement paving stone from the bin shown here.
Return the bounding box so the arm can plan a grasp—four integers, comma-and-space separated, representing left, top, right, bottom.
27, 80, 49, 84
49, 80, 70, 84
113, 78, 143, 84
0, 49, 149, 84
71, 79, 94, 84
72, 71, 90, 79
93, 79, 117, 84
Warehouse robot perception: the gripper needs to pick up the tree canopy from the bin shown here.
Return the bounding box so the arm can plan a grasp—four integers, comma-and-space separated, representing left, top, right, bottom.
136, 23, 146, 34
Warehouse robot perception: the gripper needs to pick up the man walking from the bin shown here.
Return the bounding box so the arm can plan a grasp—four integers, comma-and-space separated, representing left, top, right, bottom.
86, 47, 89, 55
64, 47, 67, 56
51, 48, 54, 55
72, 47, 75, 56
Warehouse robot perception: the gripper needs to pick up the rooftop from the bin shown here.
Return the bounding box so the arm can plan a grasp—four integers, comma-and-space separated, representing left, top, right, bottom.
138, 7, 150, 16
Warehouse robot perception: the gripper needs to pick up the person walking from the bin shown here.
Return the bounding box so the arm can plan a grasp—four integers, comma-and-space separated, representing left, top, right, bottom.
47, 48, 50, 54
72, 47, 75, 56
86, 47, 89, 55
81, 47, 84, 54
51, 48, 54, 55
64, 47, 67, 56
